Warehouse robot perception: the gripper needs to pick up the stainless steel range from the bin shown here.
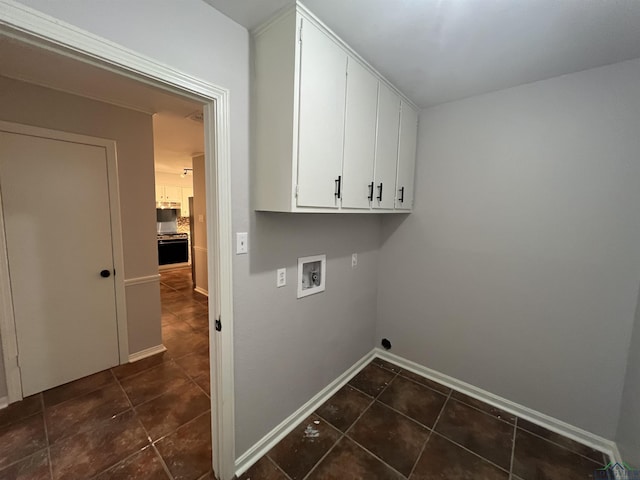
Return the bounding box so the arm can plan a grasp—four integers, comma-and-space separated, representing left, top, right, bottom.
158, 232, 189, 266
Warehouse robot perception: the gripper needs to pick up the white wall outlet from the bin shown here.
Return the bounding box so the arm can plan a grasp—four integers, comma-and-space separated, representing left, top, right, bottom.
236, 232, 248, 255
276, 268, 286, 287
352, 253, 358, 268
198, 214, 204, 223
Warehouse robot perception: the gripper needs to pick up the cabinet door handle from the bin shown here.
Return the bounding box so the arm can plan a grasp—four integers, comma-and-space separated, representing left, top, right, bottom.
368, 182, 374, 201
399, 186, 405, 203
377, 183, 383, 202
335, 176, 342, 199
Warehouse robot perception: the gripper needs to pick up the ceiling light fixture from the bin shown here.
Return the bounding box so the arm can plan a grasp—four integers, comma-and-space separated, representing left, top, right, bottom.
180, 168, 193, 178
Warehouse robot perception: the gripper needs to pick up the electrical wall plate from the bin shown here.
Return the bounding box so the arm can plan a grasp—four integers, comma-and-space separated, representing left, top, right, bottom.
297, 254, 326, 298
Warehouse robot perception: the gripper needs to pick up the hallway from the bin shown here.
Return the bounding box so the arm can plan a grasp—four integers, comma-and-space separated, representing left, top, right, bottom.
0, 268, 213, 480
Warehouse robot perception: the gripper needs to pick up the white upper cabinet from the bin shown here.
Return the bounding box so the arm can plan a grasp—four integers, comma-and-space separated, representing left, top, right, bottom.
296, 19, 347, 208
373, 83, 401, 210
252, 3, 418, 213
396, 101, 418, 210
341, 58, 378, 209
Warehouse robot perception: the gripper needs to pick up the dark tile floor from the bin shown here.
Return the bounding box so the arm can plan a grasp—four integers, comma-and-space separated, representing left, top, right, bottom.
240, 358, 611, 480
0, 267, 213, 480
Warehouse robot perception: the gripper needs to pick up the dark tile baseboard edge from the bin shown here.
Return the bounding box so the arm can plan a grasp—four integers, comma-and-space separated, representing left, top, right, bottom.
375, 348, 620, 467
234, 347, 621, 479
234, 349, 376, 477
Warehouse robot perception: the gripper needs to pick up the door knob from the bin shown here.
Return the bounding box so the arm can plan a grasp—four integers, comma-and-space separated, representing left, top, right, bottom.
100, 270, 111, 278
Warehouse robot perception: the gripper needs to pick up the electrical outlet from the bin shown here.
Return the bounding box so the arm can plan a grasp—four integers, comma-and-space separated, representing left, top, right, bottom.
276, 268, 286, 287
236, 232, 248, 254
352, 253, 358, 268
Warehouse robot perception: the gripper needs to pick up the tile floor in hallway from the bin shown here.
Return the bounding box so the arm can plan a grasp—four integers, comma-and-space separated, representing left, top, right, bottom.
239, 358, 611, 480
0, 267, 213, 480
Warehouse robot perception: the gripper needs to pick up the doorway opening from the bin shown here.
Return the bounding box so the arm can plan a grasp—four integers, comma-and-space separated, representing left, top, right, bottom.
0, 6, 235, 479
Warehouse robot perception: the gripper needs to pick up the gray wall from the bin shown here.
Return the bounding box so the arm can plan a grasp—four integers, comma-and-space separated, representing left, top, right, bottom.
235, 214, 380, 454
617, 288, 640, 466
12, 0, 382, 458
377, 58, 640, 439
0, 76, 162, 359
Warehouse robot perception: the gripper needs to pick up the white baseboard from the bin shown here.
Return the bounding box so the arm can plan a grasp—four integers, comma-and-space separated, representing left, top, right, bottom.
234, 349, 376, 477
375, 348, 618, 461
0, 396, 8, 409
128, 344, 166, 363
124, 274, 161, 287
194, 286, 208, 297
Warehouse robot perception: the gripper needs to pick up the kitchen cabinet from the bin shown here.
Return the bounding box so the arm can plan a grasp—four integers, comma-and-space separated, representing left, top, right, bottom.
341, 57, 378, 209
296, 18, 347, 208
373, 83, 401, 210
155, 185, 181, 204
395, 101, 418, 210
253, 3, 418, 213
181, 187, 193, 217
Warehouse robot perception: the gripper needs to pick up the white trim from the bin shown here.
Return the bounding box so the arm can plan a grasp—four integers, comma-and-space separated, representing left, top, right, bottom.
0, 396, 7, 409
0, 172, 21, 403
374, 349, 619, 459
0, 2, 236, 478
0, 121, 130, 395
124, 274, 161, 287
194, 286, 209, 297
128, 344, 167, 363
234, 349, 375, 477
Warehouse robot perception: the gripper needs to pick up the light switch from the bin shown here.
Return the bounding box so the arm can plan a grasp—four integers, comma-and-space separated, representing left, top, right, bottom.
352, 253, 358, 268
198, 214, 204, 223
276, 268, 286, 287
236, 232, 248, 254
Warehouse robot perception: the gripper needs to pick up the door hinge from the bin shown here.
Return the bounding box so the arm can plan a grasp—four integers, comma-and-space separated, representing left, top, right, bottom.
299, 22, 303, 44
295, 185, 299, 198
215, 316, 222, 332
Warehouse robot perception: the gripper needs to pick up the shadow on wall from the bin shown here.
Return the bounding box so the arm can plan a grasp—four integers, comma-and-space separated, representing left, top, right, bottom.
250, 212, 391, 274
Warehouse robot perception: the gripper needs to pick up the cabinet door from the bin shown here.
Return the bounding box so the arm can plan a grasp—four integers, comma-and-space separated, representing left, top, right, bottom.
155, 185, 164, 203
296, 18, 347, 208
373, 83, 401, 209
164, 185, 181, 203
341, 57, 378, 209
181, 187, 193, 217
395, 102, 418, 210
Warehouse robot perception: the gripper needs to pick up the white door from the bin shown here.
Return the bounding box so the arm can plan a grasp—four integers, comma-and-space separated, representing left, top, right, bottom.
0, 131, 120, 396
373, 83, 401, 209
296, 18, 347, 208
341, 57, 378, 209
396, 102, 418, 210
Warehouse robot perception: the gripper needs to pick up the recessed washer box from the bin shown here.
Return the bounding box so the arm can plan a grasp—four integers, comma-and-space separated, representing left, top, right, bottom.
297, 254, 326, 298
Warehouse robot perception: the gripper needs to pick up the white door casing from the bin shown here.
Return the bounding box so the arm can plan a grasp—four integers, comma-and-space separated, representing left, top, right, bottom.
0, 1, 236, 478
0, 126, 125, 396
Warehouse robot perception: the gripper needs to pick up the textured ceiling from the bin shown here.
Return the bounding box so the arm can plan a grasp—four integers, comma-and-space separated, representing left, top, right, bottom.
204, 0, 640, 107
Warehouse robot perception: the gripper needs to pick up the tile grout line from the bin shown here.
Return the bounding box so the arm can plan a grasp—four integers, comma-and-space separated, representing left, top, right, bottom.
263, 455, 294, 480
509, 417, 518, 480
301, 367, 401, 480
39, 393, 55, 480
429, 430, 511, 474
339, 369, 416, 479
514, 424, 605, 465
407, 389, 453, 479
152, 443, 176, 480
